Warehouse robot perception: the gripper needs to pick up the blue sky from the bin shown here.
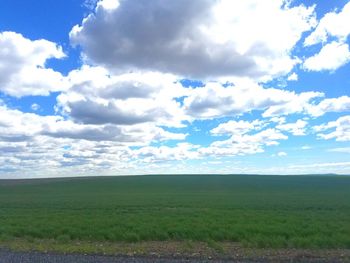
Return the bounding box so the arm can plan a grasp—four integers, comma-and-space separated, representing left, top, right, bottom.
0, 0, 350, 178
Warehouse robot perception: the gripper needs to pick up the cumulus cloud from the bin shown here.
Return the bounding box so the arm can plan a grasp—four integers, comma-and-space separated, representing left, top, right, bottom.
0, 31, 67, 97
211, 119, 265, 136
70, 0, 316, 80
287, 72, 298, 81
0, 105, 50, 141
276, 120, 308, 136
315, 116, 350, 141
0, 136, 135, 177
307, 96, 350, 117
200, 128, 288, 157
57, 66, 189, 127
262, 91, 323, 117
0, 103, 188, 177
303, 41, 350, 71
303, 2, 350, 72
2, 1, 350, 177
57, 66, 350, 131
183, 80, 323, 119
304, 2, 350, 46
203, 121, 291, 158
0, 104, 186, 144
133, 143, 200, 163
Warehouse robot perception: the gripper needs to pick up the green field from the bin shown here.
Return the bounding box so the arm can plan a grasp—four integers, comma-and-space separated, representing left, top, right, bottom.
0, 175, 349, 249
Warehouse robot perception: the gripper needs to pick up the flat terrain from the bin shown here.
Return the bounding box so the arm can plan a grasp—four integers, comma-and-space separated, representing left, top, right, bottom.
0, 174, 349, 259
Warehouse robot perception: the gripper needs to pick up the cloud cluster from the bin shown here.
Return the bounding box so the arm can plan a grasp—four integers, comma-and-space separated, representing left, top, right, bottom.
200, 128, 288, 157
71, 0, 316, 80
211, 120, 265, 136
315, 116, 350, 142
0, 104, 186, 144
303, 41, 350, 71
276, 120, 308, 136
304, 2, 350, 46
0, 103, 189, 177
307, 96, 350, 117
1, 0, 350, 177
0, 32, 67, 97
57, 66, 189, 127
303, 2, 350, 71
184, 80, 324, 119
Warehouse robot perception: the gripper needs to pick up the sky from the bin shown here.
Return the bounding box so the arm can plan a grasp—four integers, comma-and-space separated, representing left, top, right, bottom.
0, 0, 350, 178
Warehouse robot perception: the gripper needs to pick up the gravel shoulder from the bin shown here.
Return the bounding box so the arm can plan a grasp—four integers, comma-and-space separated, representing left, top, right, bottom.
1, 248, 349, 263
0, 249, 229, 263
1, 240, 349, 263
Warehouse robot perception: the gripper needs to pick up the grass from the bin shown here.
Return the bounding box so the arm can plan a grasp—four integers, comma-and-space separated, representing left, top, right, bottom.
0, 174, 349, 249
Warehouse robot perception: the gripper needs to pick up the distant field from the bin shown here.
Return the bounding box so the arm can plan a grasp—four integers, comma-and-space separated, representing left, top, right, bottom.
0, 175, 349, 249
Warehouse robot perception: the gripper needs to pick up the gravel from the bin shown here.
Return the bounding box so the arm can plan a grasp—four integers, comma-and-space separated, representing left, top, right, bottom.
1, 249, 347, 262
0, 250, 246, 263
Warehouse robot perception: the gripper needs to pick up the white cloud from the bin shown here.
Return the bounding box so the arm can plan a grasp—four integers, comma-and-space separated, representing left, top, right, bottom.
0, 104, 185, 144
183, 78, 350, 120
3, 2, 350, 178
301, 145, 311, 150
315, 115, 350, 141
262, 91, 323, 117
303, 2, 350, 72
276, 119, 308, 136
133, 143, 200, 163
211, 119, 265, 136
0, 103, 189, 177
287, 72, 298, 81
31, 103, 40, 111
304, 2, 350, 46
70, 0, 316, 80
306, 96, 350, 117
277, 151, 287, 157
0, 105, 51, 141
200, 128, 288, 157
0, 31, 67, 97
0, 135, 139, 178
97, 0, 119, 10
184, 80, 323, 119
269, 117, 286, 124
58, 66, 189, 127
289, 162, 350, 169
303, 41, 350, 71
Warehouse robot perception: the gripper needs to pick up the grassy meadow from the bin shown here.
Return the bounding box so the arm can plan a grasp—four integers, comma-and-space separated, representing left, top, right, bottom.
0, 174, 349, 249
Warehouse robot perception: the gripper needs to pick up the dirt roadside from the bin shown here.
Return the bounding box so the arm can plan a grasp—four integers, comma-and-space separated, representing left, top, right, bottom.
0, 240, 349, 262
